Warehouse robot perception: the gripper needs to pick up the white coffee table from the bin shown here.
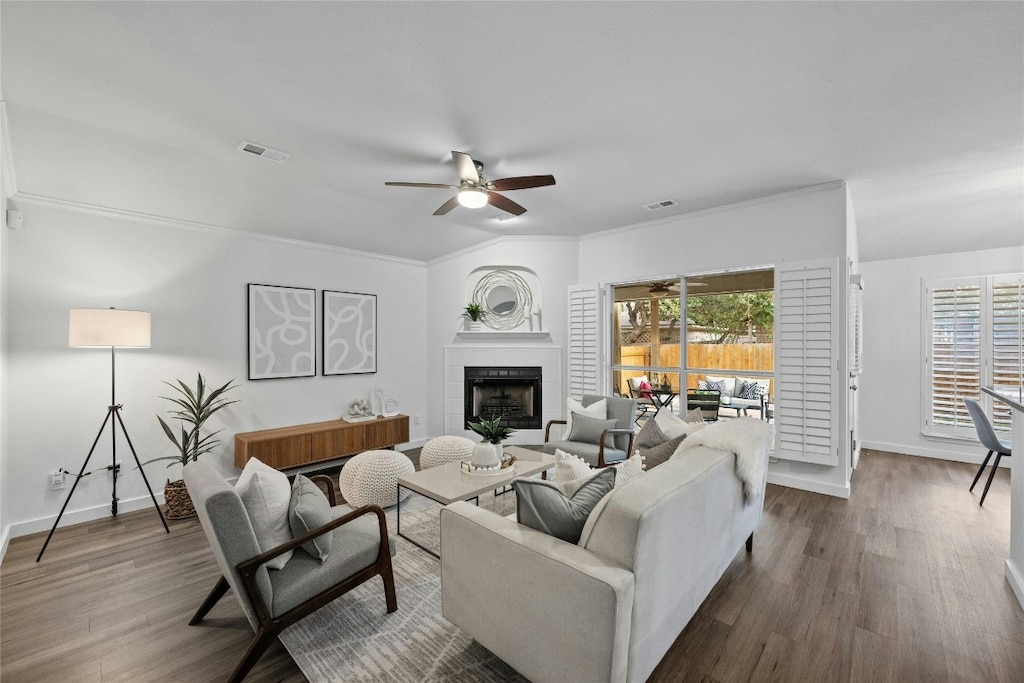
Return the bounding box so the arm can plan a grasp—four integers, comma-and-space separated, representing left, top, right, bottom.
396, 445, 554, 557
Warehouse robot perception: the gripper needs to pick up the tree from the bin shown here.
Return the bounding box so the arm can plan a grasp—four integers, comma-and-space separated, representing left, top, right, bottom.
686, 292, 774, 343
622, 299, 683, 343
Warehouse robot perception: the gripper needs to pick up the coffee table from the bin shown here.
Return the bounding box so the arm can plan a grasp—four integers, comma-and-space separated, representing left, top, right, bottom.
396, 445, 554, 558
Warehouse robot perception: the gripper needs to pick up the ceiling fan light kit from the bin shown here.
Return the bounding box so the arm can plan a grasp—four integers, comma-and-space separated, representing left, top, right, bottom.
386, 151, 555, 216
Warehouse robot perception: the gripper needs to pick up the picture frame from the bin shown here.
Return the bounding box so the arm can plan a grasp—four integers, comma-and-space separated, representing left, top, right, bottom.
247, 283, 317, 380
323, 290, 377, 375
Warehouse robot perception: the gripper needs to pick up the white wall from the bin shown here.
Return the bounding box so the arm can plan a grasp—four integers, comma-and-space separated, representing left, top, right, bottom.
579, 182, 854, 497
1, 100, 14, 555
425, 236, 580, 437
5, 201, 429, 538
859, 246, 1024, 462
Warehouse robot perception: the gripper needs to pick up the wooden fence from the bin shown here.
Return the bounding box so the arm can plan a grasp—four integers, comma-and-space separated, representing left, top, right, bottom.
617, 343, 774, 392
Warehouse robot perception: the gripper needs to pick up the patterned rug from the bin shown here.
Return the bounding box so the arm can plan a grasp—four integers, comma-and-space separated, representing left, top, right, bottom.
279, 491, 528, 682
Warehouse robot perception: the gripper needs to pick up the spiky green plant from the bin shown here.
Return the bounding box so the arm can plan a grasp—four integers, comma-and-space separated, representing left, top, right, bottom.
467, 416, 515, 444
463, 302, 483, 321
144, 374, 238, 468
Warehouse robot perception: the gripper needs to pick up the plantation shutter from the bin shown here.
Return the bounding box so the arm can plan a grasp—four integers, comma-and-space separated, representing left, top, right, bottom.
926, 280, 982, 435
774, 258, 840, 466
991, 276, 1024, 432
849, 275, 864, 377
567, 284, 602, 399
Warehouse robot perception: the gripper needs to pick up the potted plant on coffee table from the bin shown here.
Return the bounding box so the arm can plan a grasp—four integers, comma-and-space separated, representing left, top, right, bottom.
143, 373, 238, 519
467, 416, 515, 471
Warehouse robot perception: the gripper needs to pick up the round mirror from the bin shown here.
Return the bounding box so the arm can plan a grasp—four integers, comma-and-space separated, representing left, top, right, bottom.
487, 285, 517, 315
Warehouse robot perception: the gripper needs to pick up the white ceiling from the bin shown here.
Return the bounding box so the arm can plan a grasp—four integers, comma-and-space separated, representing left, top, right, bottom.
2, 1, 1022, 263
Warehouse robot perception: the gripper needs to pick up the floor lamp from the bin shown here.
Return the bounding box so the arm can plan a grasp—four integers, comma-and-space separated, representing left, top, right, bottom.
37, 308, 170, 562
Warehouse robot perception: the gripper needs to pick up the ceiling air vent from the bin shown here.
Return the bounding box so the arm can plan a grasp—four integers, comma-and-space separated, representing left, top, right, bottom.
643, 199, 678, 211
237, 141, 290, 163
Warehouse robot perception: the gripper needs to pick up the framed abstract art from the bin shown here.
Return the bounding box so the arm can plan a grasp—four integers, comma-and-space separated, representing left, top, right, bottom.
247, 283, 316, 380
323, 290, 377, 375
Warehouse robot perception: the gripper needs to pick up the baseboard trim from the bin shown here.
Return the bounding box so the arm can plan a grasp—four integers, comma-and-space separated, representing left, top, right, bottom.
1006, 559, 1024, 612
8, 491, 169, 540
766, 471, 851, 499
861, 440, 1008, 467
0, 524, 12, 564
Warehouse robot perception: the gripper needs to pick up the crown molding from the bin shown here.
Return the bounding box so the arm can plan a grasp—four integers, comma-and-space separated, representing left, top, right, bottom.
579, 180, 848, 243
10, 192, 428, 267
426, 233, 580, 267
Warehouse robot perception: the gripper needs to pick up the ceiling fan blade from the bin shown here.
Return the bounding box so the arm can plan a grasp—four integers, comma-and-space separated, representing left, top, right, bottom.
433, 196, 461, 216
487, 191, 527, 216
452, 151, 479, 183
490, 175, 556, 191
385, 181, 455, 189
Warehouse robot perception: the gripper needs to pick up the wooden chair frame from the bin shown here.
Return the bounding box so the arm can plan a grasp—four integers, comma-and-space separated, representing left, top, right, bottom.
189, 475, 397, 682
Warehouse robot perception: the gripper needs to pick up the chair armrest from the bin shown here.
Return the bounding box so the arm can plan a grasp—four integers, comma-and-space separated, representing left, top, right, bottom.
308, 474, 338, 506
236, 504, 389, 624
440, 502, 633, 683
597, 428, 636, 467
544, 419, 567, 442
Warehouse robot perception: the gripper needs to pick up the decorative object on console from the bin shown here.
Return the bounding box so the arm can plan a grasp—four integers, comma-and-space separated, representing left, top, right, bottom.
141, 373, 238, 520
346, 398, 377, 422
323, 290, 377, 375
467, 416, 515, 470
37, 308, 169, 562
248, 283, 316, 380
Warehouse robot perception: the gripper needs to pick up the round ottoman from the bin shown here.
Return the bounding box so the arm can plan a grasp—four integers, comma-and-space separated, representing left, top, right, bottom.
420, 435, 475, 470
339, 450, 416, 508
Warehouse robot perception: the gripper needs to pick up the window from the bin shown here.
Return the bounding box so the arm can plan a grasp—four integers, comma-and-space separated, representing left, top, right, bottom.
925, 274, 1023, 436
610, 280, 682, 404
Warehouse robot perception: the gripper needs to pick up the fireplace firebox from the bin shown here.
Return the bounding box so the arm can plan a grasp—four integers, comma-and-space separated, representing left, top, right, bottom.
464, 366, 542, 430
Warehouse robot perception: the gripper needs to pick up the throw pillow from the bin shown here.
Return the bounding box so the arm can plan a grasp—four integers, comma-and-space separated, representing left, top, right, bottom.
566, 412, 617, 447
565, 397, 607, 436
553, 449, 645, 494
553, 448, 593, 483
655, 409, 708, 440
235, 457, 294, 569
683, 408, 705, 424
634, 418, 668, 450
738, 379, 769, 400
640, 433, 687, 470
288, 474, 333, 561
638, 380, 653, 399
513, 468, 616, 543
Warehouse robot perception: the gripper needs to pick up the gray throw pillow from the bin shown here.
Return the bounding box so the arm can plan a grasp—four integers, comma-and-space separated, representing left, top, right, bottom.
288, 474, 333, 561
640, 433, 687, 470
634, 418, 668, 450
513, 468, 616, 543
566, 412, 617, 447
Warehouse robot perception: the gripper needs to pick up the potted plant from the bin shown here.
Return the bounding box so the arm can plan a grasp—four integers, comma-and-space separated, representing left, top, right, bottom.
467, 416, 515, 469
463, 302, 484, 331
144, 373, 238, 519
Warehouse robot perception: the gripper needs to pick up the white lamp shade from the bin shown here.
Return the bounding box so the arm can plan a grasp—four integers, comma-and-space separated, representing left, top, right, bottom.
69, 309, 151, 348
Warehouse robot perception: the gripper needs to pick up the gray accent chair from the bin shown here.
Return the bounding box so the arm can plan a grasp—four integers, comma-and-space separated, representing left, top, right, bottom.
542, 394, 636, 467
184, 460, 398, 682
964, 398, 1012, 507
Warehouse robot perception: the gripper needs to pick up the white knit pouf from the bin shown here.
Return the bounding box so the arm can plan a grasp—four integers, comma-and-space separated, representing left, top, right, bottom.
339, 450, 416, 508
420, 435, 476, 470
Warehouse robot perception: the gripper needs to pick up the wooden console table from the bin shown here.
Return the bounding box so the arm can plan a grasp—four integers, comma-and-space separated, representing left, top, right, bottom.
234, 414, 410, 470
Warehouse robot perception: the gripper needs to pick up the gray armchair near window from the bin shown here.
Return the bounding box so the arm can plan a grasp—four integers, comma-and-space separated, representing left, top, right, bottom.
542, 394, 636, 467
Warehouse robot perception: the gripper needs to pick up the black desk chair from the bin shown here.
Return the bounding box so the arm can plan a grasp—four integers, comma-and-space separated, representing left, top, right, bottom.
964, 398, 1012, 507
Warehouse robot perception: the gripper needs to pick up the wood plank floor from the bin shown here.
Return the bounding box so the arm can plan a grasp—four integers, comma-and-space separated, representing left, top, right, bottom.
2, 449, 1022, 682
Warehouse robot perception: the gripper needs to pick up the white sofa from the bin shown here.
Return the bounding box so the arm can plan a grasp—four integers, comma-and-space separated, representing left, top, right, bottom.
439, 426, 770, 683
702, 375, 771, 417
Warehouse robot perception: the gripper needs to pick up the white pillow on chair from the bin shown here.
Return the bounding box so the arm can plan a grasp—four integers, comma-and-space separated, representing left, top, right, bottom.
565, 397, 607, 436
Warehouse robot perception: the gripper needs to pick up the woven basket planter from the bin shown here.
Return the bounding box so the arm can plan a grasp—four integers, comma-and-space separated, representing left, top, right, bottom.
164, 478, 196, 520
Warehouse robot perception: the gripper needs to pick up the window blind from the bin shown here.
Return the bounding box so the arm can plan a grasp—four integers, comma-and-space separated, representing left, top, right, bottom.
567, 285, 601, 400
928, 282, 982, 434
992, 277, 1023, 431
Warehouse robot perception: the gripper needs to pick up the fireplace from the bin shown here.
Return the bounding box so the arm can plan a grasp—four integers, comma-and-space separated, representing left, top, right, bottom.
464, 366, 542, 430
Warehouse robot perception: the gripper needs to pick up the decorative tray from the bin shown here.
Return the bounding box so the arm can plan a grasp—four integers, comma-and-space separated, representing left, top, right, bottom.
344, 415, 378, 423
460, 461, 516, 477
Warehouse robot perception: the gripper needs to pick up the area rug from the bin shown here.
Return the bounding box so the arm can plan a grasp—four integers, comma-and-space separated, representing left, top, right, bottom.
279, 491, 528, 682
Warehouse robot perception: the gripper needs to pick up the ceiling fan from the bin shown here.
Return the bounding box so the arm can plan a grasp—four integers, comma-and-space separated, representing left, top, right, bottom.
385, 151, 555, 216
648, 281, 681, 296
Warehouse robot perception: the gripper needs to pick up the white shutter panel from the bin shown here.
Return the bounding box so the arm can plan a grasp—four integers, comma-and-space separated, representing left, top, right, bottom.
927, 280, 982, 434
568, 284, 601, 400
774, 259, 840, 466
849, 275, 864, 377
992, 276, 1024, 432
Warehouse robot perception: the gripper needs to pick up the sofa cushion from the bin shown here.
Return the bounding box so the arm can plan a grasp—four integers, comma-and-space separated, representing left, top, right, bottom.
634, 418, 668, 450
566, 397, 606, 435
513, 468, 616, 543
235, 457, 293, 570
638, 433, 687, 470
737, 378, 770, 400
288, 474, 333, 561
567, 412, 617, 447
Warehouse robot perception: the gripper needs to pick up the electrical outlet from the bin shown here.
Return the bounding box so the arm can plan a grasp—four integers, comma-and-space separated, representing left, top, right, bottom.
49, 470, 66, 490
413, 414, 421, 425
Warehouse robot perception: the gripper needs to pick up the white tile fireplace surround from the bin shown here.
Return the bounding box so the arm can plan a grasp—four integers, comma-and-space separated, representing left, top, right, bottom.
444, 343, 563, 444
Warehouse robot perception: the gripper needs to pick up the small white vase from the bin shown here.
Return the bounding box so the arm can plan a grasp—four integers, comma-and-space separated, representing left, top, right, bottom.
471, 442, 501, 469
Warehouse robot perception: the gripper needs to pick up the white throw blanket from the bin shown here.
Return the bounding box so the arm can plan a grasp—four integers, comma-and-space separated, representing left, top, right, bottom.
676, 417, 773, 502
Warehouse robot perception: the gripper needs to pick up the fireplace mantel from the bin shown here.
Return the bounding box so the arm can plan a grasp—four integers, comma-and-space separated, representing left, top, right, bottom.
455, 331, 552, 343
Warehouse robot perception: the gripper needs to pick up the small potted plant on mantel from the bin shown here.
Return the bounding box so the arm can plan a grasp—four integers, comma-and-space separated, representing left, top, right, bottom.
143, 373, 238, 519
467, 416, 515, 471
463, 302, 484, 331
